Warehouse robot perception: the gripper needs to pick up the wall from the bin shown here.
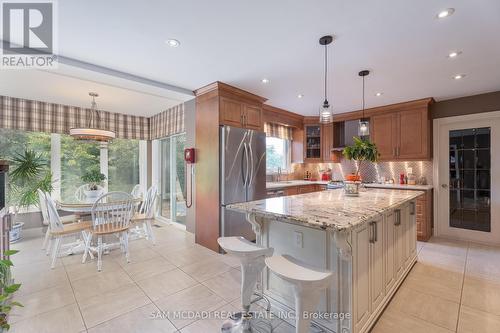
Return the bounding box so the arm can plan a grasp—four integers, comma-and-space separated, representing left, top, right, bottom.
431, 91, 500, 119
184, 98, 196, 233
291, 160, 433, 184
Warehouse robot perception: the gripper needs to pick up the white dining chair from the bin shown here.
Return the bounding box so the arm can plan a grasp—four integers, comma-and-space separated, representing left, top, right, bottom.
75, 184, 104, 202
131, 185, 158, 244
130, 184, 143, 199
38, 189, 80, 253
42, 192, 92, 269
83, 192, 134, 271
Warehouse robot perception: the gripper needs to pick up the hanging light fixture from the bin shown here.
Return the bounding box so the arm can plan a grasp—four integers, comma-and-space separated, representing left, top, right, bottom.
358, 70, 370, 136
318, 35, 334, 124
70, 92, 116, 142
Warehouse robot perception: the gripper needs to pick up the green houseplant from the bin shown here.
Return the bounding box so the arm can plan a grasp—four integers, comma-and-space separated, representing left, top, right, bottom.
342, 137, 379, 195
0, 249, 22, 331
8, 150, 53, 242
81, 167, 106, 199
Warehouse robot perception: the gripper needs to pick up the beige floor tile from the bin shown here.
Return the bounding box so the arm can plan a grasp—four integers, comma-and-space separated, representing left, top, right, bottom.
112, 246, 161, 266
10, 303, 85, 333
155, 284, 226, 329
181, 257, 232, 282
162, 245, 218, 267
152, 238, 195, 254
216, 253, 241, 268
466, 243, 500, 283
462, 276, 500, 316
10, 284, 76, 323
202, 269, 241, 302
78, 283, 150, 328
372, 307, 454, 333
122, 256, 176, 281
387, 286, 459, 331
87, 303, 177, 333
13, 261, 70, 295
72, 268, 133, 301
458, 305, 500, 333
417, 246, 466, 273
180, 303, 239, 333
65, 258, 122, 281
136, 268, 198, 301
402, 262, 463, 302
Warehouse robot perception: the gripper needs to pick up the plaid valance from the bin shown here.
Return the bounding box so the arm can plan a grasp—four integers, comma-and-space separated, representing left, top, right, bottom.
264, 122, 292, 140
0, 95, 185, 140
149, 103, 185, 140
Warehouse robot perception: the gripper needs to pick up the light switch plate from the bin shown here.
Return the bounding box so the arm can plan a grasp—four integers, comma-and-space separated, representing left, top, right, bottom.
294, 231, 303, 248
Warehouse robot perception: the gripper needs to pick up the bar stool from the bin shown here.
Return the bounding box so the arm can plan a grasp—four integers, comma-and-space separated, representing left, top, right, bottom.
218, 236, 274, 333
265, 255, 332, 333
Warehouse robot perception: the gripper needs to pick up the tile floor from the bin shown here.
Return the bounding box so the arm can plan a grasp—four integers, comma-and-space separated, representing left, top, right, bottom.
8, 223, 500, 333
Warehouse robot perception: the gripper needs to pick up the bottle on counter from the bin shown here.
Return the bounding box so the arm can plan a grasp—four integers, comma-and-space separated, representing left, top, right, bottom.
400, 173, 405, 185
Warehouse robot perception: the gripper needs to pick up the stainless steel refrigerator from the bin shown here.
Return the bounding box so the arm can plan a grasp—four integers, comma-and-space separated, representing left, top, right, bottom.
220, 125, 266, 241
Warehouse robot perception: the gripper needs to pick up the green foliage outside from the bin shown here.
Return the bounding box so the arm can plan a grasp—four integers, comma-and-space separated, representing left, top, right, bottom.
266, 144, 283, 172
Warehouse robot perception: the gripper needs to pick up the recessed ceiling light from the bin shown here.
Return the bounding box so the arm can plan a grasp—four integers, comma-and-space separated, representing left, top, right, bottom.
375, 92, 383, 97
448, 51, 462, 58
297, 94, 304, 99
166, 39, 180, 47
261, 78, 270, 84
437, 8, 455, 19
453, 74, 465, 80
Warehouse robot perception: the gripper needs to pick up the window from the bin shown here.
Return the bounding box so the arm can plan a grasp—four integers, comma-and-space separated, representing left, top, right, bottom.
108, 138, 140, 193
266, 137, 291, 173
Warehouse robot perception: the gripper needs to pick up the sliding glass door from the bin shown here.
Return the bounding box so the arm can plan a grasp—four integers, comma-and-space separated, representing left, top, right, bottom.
160, 133, 186, 224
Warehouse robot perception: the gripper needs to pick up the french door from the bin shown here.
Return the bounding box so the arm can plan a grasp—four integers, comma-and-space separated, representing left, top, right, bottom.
436, 112, 500, 244
159, 134, 186, 224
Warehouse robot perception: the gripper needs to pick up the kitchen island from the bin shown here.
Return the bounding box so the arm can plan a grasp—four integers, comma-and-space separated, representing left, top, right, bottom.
228, 188, 423, 333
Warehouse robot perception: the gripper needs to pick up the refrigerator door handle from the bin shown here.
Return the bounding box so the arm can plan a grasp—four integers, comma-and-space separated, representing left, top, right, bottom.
241, 143, 247, 186
248, 141, 254, 186
244, 142, 250, 187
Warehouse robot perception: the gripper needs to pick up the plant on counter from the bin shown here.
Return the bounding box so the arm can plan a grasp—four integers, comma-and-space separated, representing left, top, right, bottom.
0, 249, 23, 331
342, 137, 379, 181
81, 167, 106, 190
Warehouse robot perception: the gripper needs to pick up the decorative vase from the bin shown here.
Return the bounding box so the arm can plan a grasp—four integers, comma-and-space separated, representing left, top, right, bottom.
9, 222, 24, 243
344, 181, 361, 196
83, 188, 104, 200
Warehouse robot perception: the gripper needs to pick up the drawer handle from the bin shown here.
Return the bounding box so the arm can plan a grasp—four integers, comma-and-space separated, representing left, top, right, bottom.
394, 209, 401, 226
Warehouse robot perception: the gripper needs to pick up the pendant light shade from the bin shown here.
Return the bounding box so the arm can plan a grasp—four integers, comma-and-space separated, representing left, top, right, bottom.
70, 92, 116, 142
318, 35, 334, 124
358, 70, 370, 136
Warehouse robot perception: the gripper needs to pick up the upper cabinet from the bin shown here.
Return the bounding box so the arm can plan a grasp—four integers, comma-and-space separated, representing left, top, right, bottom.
220, 96, 263, 130
370, 99, 433, 161
303, 118, 322, 162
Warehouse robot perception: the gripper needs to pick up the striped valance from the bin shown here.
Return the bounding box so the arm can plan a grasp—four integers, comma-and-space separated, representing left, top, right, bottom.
149, 103, 185, 140
264, 122, 292, 140
0, 95, 186, 140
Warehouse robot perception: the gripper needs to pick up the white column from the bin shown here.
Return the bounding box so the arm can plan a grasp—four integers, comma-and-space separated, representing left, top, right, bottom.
139, 140, 148, 193
51, 134, 61, 200
99, 142, 108, 192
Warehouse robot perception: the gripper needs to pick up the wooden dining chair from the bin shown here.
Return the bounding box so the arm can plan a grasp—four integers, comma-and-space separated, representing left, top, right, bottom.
83, 192, 134, 271
38, 189, 80, 253
131, 185, 158, 245
130, 184, 143, 199
43, 192, 93, 269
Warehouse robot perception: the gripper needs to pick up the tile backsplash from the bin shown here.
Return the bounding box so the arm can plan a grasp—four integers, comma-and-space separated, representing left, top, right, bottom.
291, 160, 433, 184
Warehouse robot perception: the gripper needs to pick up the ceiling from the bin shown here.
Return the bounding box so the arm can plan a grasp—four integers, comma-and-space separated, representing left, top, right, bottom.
2, 0, 500, 116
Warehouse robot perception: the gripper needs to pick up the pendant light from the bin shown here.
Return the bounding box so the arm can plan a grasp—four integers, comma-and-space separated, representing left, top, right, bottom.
358, 70, 370, 136
70, 92, 116, 142
319, 35, 334, 124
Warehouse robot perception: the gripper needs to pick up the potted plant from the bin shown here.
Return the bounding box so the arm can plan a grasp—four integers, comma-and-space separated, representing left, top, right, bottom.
8, 150, 53, 242
81, 167, 106, 199
342, 137, 379, 195
0, 248, 22, 331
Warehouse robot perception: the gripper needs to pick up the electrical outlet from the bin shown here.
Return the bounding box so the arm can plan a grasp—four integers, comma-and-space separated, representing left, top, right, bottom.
294, 231, 303, 248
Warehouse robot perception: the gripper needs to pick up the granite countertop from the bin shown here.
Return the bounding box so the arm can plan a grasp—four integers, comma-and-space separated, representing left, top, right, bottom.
364, 183, 433, 190
227, 188, 423, 231
266, 180, 330, 189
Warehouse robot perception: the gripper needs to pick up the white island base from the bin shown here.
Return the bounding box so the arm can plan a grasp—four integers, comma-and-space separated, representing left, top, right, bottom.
232, 190, 419, 333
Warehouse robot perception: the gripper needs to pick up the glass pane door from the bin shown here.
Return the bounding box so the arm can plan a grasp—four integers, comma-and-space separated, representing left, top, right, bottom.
159, 134, 186, 224
449, 127, 491, 232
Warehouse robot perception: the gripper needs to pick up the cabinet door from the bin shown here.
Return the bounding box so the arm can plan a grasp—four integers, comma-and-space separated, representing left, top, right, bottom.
384, 210, 397, 292
394, 208, 405, 278
371, 113, 397, 160
304, 125, 322, 162
322, 123, 333, 161
401, 204, 411, 268
397, 109, 430, 160
370, 217, 385, 313
220, 97, 243, 127
352, 223, 371, 332
285, 187, 298, 196
244, 104, 262, 130
408, 200, 417, 258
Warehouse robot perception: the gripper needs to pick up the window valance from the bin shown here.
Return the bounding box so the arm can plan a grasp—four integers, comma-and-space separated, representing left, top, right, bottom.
149, 103, 185, 140
264, 122, 292, 140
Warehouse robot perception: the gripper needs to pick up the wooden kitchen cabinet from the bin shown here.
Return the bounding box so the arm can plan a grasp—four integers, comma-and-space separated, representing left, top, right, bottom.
304, 124, 322, 162
322, 123, 334, 161
416, 190, 433, 241
371, 108, 431, 161
219, 96, 263, 130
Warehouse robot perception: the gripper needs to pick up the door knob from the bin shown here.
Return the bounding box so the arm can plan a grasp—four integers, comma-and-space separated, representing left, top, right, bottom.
441, 184, 448, 189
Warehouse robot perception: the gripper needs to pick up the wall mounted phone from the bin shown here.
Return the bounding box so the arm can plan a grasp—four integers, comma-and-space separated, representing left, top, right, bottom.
184, 148, 195, 208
